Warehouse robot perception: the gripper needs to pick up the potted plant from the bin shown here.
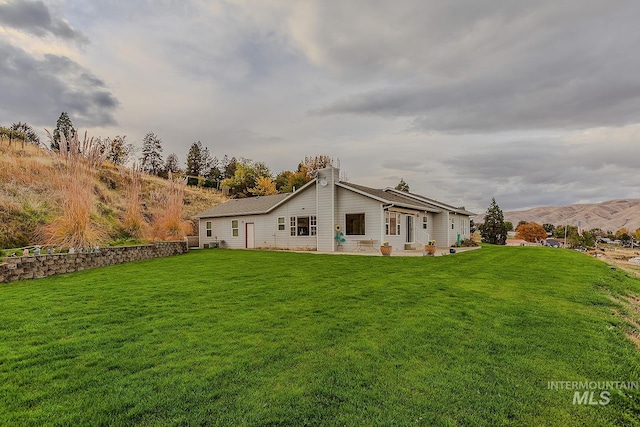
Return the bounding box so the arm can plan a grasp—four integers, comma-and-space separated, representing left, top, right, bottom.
380, 241, 393, 256
425, 240, 437, 255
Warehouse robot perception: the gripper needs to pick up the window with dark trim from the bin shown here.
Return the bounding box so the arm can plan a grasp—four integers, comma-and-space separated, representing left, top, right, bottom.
386, 211, 400, 235
346, 213, 365, 235
289, 216, 317, 236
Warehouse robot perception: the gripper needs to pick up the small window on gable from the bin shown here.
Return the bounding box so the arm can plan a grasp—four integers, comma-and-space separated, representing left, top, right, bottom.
278, 217, 285, 231
232, 220, 239, 237
206, 221, 212, 237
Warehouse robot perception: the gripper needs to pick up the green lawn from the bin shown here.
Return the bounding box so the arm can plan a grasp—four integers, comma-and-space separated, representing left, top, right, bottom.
1, 246, 639, 426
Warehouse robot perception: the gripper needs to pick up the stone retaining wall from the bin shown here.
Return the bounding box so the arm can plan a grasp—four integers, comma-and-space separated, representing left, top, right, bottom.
0, 241, 188, 283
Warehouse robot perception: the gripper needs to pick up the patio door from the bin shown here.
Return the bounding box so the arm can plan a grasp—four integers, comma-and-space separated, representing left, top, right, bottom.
246, 223, 255, 248
406, 215, 414, 243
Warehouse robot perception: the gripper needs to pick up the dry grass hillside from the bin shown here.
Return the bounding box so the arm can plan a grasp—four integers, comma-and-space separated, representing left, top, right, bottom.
0, 137, 226, 249
475, 199, 640, 232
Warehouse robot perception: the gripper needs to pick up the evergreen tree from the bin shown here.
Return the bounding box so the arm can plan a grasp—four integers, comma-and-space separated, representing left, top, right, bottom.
480, 198, 507, 245
10, 122, 40, 145
204, 156, 223, 188
164, 153, 181, 176
542, 223, 555, 234
201, 145, 212, 174
140, 132, 164, 175
186, 141, 203, 177
224, 156, 238, 179
52, 112, 75, 151
395, 178, 410, 192
105, 135, 131, 165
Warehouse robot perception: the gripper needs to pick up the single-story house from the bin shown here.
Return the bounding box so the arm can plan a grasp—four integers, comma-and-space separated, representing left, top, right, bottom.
543, 238, 564, 248
194, 166, 474, 252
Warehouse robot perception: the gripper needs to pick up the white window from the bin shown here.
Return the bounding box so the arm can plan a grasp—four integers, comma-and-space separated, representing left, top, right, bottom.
422, 216, 428, 230
451, 217, 455, 230
206, 221, 212, 237
310, 216, 317, 236
232, 220, 239, 237
386, 212, 401, 235
277, 217, 285, 231
290, 217, 296, 236
291, 216, 314, 236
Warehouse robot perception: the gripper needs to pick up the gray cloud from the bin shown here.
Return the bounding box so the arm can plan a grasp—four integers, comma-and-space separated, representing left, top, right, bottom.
0, 42, 118, 128
3, 0, 639, 214
438, 135, 640, 210
0, 0, 88, 45
305, 1, 640, 133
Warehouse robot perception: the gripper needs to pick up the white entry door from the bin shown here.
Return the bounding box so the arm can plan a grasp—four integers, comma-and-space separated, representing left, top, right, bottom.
246, 223, 255, 249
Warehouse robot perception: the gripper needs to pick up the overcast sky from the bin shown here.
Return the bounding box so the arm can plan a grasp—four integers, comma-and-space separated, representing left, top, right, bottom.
2, 0, 640, 213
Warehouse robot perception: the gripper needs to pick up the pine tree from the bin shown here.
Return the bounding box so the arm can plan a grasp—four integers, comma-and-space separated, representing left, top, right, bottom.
480, 198, 508, 245
395, 178, 410, 192
224, 156, 238, 179
164, 153, 181, 177
140, 132, 164, 175
10, 122, 40, 145
185, 142, 203, 177
105, 136, 131, 165
52, 112, 75, 151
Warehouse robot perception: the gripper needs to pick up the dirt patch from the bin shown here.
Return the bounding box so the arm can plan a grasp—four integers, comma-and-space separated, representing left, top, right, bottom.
589, 247, 640, 278
606, 292, 640, 351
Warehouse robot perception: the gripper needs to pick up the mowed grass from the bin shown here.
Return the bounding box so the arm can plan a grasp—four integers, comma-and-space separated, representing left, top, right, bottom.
1, 247, 640, 426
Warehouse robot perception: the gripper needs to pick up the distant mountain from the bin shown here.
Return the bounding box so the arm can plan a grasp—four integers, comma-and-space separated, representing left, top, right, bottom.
474, 199, 640, 233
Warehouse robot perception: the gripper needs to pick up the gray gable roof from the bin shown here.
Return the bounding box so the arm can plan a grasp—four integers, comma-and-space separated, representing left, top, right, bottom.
194, 193, 290, 218
385, 188, 476, 216
337, 182, 443, 213
195, 176, 473, 219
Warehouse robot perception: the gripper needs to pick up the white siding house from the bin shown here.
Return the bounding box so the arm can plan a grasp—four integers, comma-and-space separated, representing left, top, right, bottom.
195, 167, 474, 251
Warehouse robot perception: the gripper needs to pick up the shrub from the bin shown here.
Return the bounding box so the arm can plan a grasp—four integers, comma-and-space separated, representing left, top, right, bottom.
460, 238, 479, 247
121, 165, 148, 238
149, 173, 193, 240
38, 131, 107, 249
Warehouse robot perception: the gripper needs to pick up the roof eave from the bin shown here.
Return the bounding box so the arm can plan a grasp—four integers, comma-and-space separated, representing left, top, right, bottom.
336, 182, 390, 204
267, 178, 317, 212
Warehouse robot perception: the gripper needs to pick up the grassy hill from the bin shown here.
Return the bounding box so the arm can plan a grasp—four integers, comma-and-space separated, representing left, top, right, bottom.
475, 199, 640, 233
0, 138, 226, 249
1, 246, 639, 425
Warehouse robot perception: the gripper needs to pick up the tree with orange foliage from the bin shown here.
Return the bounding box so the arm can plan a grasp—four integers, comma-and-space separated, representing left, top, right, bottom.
249, 176, 278, 196
515, 221, 547, 243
